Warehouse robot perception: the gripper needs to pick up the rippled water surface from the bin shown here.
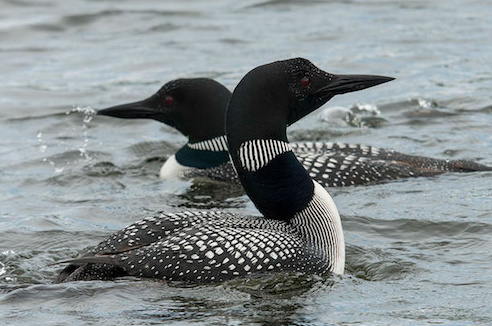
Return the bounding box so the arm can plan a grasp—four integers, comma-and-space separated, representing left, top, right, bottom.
1, 0, 492, 325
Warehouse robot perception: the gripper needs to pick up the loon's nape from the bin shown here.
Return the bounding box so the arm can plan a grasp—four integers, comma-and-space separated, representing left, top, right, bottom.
55, 58, 393, 282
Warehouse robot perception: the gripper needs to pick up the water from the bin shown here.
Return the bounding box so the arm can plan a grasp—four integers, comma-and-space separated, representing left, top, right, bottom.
1, 0, 491, 325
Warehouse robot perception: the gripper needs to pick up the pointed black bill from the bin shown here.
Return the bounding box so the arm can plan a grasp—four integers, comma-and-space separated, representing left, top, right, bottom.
97, 99, 159, 120
315, 74, 395, 97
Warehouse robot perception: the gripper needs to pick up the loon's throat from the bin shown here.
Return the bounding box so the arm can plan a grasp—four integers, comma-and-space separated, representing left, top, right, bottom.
175, 136, 229, 169
231, 138, 314, 220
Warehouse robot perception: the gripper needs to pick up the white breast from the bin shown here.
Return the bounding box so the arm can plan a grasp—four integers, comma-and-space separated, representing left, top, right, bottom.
159, 154, 190, 180
312, 181, 345, 274
290, 181, 345, 274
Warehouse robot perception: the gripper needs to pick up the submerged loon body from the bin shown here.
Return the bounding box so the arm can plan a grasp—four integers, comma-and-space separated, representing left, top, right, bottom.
98, 79, 491, 187
56, 58, 394, 282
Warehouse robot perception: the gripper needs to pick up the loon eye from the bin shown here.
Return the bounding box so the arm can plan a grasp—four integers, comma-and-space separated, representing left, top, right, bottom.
164, 96, 174, 107
301, 77, 310, 87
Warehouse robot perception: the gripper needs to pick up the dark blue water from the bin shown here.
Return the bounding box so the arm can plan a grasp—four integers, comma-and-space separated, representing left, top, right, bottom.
1, 0, 491, 325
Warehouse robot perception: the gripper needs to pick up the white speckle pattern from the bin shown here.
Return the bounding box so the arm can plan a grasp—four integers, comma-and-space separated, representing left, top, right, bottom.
58, 211, 331, 283
291, 141, 435, 187
59, 131, 483, 282
162, 139, 480, 187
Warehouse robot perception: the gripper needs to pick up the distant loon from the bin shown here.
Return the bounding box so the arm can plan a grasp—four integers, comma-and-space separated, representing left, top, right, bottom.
55, 58, 393, 282
98, 79, 491, 187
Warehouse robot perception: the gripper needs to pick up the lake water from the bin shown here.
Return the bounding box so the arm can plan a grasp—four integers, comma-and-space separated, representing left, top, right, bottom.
1, 0, 491, 325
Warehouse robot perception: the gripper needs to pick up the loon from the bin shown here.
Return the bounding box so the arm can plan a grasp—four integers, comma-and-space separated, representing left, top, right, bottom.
55, 58, 393, 282
98, 80, 491, 188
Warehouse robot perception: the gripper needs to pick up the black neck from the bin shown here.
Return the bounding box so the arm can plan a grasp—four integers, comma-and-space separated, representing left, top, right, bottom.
237, 151, 314, 219
175, 146, 229, 169
226, 80, 314, 220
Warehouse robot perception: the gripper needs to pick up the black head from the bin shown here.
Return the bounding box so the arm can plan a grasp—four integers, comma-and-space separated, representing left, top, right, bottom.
98, 78, 231, 143
226, 58, 394, 149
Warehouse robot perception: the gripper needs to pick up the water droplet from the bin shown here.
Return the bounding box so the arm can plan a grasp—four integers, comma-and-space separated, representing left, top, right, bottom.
70, 105, 97, 116
83, 114, 93, 124
351, 102, 380, 116
0, 262, 6, 277
417, 98, 433, 109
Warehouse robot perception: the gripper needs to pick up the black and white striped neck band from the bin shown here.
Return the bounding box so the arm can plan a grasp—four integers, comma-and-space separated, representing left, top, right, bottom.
238, 139, 292, 172
187, 136, 228, 152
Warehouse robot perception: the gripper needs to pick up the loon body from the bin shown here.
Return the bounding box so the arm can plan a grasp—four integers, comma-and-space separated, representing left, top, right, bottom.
56, 58, 394, 282
98, 79, 491, 187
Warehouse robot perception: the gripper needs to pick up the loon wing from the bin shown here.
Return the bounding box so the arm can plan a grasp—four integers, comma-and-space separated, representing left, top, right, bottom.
292, 141, 491, 187
55, 216, 325, 283
54, 211, 234, 283
292, 141, 386, 157
295, 151, 421, 187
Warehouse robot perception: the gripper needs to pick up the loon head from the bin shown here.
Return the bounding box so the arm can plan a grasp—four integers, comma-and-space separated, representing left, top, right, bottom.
226, 58, 394, 219
98, 78, 231, 143
226, 57, 394, 150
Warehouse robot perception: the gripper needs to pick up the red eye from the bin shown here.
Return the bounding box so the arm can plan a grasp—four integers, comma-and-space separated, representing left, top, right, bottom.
164, 96, 174, 107
301, 77, 310, 87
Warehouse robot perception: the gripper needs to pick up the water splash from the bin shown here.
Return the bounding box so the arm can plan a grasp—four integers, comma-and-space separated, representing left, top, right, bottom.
318, 103, 382, 128
78, 131, 90, 159
37, 130, 64, 173
0, 261, 6, 277
417, 98, 436, 110
351, 102, 381, 116
0, 250, 15, 278
37, 131, 47, 153
319, 106, 358, 127
68, 106, 96, 160
68, 105, 96, 123
36, 106, 96, 174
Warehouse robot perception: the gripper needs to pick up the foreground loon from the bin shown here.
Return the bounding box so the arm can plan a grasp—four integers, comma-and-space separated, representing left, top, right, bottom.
98, 79, 491, 187
55, 58, 393, 282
